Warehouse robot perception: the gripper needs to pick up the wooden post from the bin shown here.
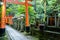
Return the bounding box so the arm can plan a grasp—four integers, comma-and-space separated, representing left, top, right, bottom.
0, 0, 6, 37
9, 16, 13, 25
25, 0, 30, 32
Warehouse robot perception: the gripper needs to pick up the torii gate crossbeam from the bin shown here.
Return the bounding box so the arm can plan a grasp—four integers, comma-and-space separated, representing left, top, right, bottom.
6, 0, 32, 6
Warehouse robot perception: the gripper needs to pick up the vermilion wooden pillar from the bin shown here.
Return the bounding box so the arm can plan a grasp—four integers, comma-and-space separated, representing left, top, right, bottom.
9, 16, 13, 25
0, 0, 6, 37
25, 0, 30, 33
5, 16, 8, 24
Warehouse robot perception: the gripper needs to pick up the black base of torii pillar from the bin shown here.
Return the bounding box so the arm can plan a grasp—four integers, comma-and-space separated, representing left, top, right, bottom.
25, 26, 30, 33
0, 0, 6, 37
0, 28, 5, 37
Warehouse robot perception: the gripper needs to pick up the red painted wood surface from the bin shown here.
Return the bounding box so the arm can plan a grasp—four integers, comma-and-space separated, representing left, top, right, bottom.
5, 16, 8, 23
9, 16, 13, 25
6, 0, 32, 6
25, 0, 29, 26
1, 0, 6, 28
5, 16, 13, 25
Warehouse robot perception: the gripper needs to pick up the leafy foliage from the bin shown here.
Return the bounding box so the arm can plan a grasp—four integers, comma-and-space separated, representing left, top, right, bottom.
6, 4, 35, 24
0, 0, 60, 24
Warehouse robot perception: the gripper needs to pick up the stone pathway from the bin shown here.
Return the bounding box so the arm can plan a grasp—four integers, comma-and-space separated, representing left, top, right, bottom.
6, 25, 38, 40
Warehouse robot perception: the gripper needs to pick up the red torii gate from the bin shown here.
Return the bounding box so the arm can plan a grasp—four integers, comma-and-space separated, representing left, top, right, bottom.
1, 0, 32, 36
6, 0, 32, 28
6, 0, 32, 26
6, 0, 32, 6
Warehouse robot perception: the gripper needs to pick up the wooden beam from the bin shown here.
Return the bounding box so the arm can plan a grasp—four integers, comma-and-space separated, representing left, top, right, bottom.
7, 2, 32, 6
25, 0, 29, 26
1, 0, 6, 28
6, 0, 32, 6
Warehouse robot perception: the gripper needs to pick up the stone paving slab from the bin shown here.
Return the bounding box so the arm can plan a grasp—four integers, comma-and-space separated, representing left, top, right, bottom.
6, 25, 38, 40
